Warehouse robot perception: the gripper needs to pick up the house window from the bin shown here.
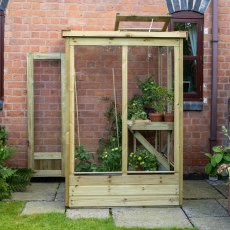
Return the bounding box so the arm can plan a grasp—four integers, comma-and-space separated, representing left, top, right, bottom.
0, 10, 4, 100
170, 11, 204, 101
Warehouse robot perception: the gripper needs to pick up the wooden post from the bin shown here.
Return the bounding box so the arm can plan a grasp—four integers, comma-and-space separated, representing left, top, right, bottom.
27, 52, 34, 170
61, 53, 66, 177
65, 38, 71, 206
69, 44, 75, 175
122, 46, 128, 174
158, 47, 162, 85
174, 39, 183, 206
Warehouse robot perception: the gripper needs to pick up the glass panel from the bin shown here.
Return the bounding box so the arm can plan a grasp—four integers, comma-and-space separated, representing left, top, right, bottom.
175, 23, 197, 56
127, 46, 175, 173
183, 59, 197, 93
74, 46, 122, 173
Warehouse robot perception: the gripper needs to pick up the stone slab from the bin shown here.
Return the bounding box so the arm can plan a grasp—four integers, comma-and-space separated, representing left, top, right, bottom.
112, 207, 192, 229
190, 217, 230, 230
183, 199, 228, 218
213, 184, 228, 198
66, 209, 110, 219
55, 183, 65, 202
217, 199, 228, 211
184, 180, 224, 199
11, 183, 59, 201
21, 201, 65, 215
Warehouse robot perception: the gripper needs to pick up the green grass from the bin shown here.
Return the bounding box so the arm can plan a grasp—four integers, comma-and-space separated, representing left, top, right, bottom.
0, 201, 196, 230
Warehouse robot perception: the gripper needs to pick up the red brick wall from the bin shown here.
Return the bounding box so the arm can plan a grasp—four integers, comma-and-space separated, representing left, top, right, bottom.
0, 0, 229, 174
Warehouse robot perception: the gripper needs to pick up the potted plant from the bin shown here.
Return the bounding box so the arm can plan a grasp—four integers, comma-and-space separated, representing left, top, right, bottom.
138, 77, 174, 122
128, 95, 148, 121
204, 126, 230, 180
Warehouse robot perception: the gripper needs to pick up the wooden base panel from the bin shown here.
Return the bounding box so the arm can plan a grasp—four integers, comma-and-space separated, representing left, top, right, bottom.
67, 174, 180, 207
69, 195, 179, 207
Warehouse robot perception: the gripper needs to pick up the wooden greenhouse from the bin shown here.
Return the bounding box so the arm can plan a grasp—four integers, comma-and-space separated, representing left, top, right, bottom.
62, 14, 187, 208
62, 31, 186, 208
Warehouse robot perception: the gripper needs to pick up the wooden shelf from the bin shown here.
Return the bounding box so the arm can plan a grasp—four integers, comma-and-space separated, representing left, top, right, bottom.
128, 120, 174, 131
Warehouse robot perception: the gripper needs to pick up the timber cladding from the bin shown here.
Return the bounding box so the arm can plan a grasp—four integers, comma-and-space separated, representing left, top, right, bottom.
69, 174, 179, 207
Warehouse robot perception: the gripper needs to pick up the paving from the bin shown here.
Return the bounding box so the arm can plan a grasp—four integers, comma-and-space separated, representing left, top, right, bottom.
112, 207, 192, 228
10, 180, 230, 230
66, 208, 110, 219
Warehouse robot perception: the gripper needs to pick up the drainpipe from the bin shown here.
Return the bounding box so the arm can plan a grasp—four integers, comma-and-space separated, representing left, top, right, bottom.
209, 0, 218, 150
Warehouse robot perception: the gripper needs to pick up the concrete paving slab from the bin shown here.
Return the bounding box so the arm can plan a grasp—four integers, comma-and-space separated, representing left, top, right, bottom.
66, 209, 110, 219
21, 201, 65, 215
112, 207, 192, 229
184, 180, 224, 199
55, 183, 65, 202
183, 200, 229, 218
190, 217, 230, 230
213, 184, 228, 198
11, 183, 59, 201
217, 199, 228, 211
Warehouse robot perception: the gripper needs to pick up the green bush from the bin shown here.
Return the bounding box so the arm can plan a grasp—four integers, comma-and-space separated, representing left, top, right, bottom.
204, 126, 230, 176
129, 147, 158, 171
0, 126, 33, 200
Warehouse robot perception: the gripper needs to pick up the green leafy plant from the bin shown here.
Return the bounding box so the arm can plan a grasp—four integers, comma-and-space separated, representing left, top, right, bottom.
0, 126, 33, 200
204, 126, 230, 176
0, 126, 17, 200
7, 168, 34, 192
129, 147, 158, 171
97, 137, 122, 172
75, 145, 98, 172
138, 77, 174, 113
128, 95, 147, 120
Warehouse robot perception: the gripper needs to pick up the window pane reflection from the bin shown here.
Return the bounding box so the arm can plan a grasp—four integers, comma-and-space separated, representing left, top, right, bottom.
183, 60, 197, 93
175, 23, 197, 56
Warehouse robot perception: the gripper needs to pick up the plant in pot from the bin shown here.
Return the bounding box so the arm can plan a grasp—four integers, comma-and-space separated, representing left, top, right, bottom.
138, 77, 173, 122
128, 94, 148, 121
204, 126, 230, 180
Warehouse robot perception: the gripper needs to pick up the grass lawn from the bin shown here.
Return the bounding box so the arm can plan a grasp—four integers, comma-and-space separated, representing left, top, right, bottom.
0, 201, 197, 230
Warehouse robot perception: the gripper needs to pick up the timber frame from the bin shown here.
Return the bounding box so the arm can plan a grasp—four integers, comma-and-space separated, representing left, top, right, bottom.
27, 52, 66, 177
62, 30, 186, 207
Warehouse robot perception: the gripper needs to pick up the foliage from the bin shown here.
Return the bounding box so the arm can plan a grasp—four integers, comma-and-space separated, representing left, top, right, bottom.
96, 97, 122, 171
138, 77, 174, 113
103, 97, 122, 143
129, 147, 158, 171
75, 145, 98, 172
0, 201, 197, 230
128, 95, 147, 120
0, 126, 17, 200
7, 168, 34, 192
97, 137, 122, 172
0, 126, 33, 200
217, 163, 230, 177
204, 126, 230, 176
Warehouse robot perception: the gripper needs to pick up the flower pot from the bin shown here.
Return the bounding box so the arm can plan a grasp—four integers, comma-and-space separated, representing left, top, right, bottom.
208, 175, 218, 181
144, 106, 156, 114
164, 113, 174, 122
148, 113, 163, 122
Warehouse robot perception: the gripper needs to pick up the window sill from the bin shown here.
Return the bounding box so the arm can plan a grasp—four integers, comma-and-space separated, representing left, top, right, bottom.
183, 101, 203, 111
